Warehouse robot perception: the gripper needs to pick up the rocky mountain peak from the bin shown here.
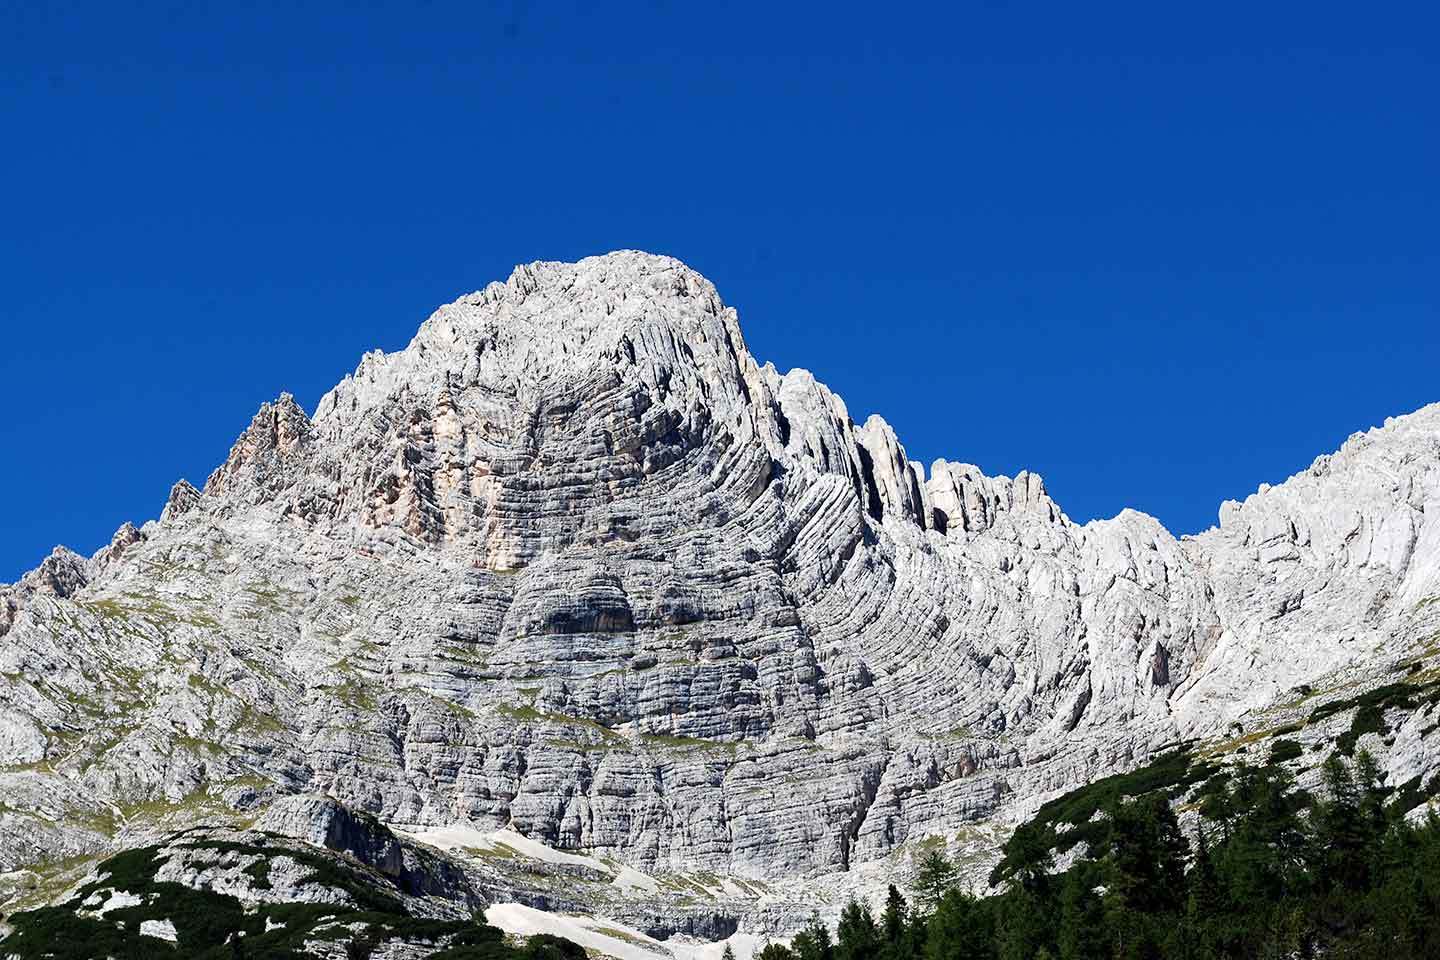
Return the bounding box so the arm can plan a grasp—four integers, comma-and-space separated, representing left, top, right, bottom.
160, 478, 202, 522
204, 391, 314, 498
0, 253, 1437, 940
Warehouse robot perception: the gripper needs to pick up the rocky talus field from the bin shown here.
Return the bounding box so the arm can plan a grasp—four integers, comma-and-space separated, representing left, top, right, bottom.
2, 251, 1438, 956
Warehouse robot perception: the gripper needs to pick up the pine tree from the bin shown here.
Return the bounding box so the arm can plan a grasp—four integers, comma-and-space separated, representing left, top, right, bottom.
1356, 749, 1391, 851
1188, 826, 1221, 917
997, 822, 1056, 897
721, 944, 737, 960
758, 944, 796, 960
996, 889, 1049, 960
344, 931, 377, 960
835, 898, 881, 960
1180, 827, 1223, 958
913, 848, 957, 914
924, 889, 994, 960
792, 913, 834, 960
1056, 867, 1105, 960
880, 884, 909, 960
1218, 761, 1308, 910
1100, 794, 1187, 916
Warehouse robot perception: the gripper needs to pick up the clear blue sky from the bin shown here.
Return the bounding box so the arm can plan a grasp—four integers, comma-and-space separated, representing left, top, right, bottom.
2, 2, 1437, 582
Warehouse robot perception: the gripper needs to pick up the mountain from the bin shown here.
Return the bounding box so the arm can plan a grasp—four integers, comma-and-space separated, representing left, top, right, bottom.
1, 251, 1438, 955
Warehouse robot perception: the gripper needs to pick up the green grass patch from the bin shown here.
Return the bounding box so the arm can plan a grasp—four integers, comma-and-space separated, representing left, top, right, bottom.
641, 731, 736, 753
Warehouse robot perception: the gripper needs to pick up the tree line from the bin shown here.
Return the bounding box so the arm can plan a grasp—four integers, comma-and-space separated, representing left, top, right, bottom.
753, 749, 1440, 960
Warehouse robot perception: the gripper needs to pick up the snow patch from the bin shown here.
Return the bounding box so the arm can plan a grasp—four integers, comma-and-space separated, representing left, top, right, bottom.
401, 824, 661, 893
484, 903, 766, 960
610, 861, 661, 895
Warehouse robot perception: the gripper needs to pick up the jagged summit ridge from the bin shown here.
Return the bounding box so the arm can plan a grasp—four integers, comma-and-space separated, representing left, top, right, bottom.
195, 251, 960, 568
215, 253, 1080, 546
0, 252, 1437, 926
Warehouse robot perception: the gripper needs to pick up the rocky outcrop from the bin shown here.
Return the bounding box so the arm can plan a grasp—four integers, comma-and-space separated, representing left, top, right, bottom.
0, 522, 152, 637
0, 251, 1437, 936
92, 522, 145, 575
160, 479, 201, 522
259, 795, 480, 905
30, 547, 92, 597
0, 546, 90, 638
0, 825, 492, 956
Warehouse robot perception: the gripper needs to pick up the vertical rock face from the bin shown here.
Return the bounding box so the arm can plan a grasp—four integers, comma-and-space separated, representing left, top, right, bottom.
1, 251, 1438, 904
160, 479, 202, 522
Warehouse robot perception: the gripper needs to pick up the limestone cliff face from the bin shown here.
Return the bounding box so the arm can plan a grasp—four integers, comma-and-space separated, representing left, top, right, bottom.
1, 252, 1438, 899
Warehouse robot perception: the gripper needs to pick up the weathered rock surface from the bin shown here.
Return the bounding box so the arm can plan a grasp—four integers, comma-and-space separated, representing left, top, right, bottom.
0, 824, 491, 957
258, 794, 481, 905
1, 251, 1438, 939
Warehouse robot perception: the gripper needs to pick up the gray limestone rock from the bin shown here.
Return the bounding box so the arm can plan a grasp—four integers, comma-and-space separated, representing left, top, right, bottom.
0, 251, 1437, 941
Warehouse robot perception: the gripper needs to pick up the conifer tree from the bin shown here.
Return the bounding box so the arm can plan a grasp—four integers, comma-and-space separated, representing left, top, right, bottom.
995, 889, 1049, 960
879, 884, 909, 960
1056, 866, 1105, 960
913, 848, 956, 914
924, 889, 994, 960
835, 898, 881, 960
995, 822, 1056, 897
792, 912, 834, 960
